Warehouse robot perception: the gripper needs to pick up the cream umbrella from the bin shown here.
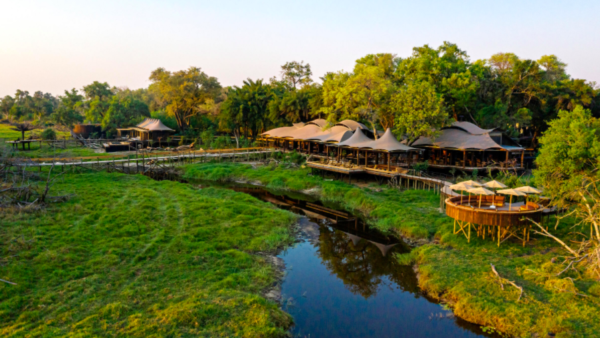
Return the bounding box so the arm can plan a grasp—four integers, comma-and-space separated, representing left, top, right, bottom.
449, 182, 474, 204
467, 187, 495, 208
483, 180, 507, 190
461, 180, 482, 187
496, 189, 527, 211
515, 186, 542, 203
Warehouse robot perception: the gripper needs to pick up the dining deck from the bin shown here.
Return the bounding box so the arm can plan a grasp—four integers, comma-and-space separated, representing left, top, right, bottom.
445, 195, 544, 246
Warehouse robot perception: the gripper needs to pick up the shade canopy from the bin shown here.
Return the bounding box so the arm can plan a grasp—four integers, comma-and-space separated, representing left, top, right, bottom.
460, 180, 482, 187
467, 187, 495, 195
483, 180, 507, 189
136, 118, 174, 132
336, 128, 373, 147
358, 128, 417, 152
515, 186, 542, 194
496, 189, 527, 197
411, 121, 523, 151
449, 182, 474, 191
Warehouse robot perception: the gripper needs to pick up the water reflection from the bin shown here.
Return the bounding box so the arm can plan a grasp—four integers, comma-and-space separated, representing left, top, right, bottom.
199, 182, 496, 337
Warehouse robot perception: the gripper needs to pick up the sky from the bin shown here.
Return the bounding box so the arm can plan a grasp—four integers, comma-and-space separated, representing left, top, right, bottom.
1, 0, 599, 97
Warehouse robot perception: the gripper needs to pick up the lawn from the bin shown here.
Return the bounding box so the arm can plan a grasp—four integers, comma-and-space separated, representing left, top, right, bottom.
0, 172, 296, 337
182, 162, 600, 337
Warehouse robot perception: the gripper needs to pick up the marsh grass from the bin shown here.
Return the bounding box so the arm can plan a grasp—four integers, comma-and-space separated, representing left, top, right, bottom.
1, 172, 295, 337
182, 162, 443, 239
183, 162, 600, 337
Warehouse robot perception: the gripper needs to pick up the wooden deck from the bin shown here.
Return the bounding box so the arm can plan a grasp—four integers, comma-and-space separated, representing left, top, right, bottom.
306, 162, 365, 174
445, 195, 543, 246
428, 163, 524, 172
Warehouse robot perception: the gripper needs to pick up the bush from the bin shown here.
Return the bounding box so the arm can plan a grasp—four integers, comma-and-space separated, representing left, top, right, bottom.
412, 162, 429, 173
41, 128, 57, 140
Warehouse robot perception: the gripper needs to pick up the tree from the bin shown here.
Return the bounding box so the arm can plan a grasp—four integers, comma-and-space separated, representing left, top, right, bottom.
0, 96, 15, 120
149, 67, 221, 132
83, 81, 114, 123
534, 105, 600, 277
220, 79, 272, 147
10, 122, 38, 140
101, 96, 150, 137
537, 55, 568, 82
534, 106, 600, 207
52, 89, 84, 128
280, 61, 312, 89
319, 55, 398, 137
392, 81, 451, 144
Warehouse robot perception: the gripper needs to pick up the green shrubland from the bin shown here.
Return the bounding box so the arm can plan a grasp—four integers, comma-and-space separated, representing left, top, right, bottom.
0, 172, 295, 337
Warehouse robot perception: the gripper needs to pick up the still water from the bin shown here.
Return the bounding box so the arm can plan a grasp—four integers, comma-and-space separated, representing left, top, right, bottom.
200, 183, 495, 338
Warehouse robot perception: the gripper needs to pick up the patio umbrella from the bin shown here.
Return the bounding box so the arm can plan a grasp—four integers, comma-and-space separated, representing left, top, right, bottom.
461, 180, 482, 187
515, 186, 542, 202
467, 187, 495, 208
496, 189, 527, 211
483, 180, 507, 190
449, 182, 474, 204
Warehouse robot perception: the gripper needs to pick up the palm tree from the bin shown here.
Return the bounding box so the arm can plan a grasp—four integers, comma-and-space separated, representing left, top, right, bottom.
10, 123, 38, 140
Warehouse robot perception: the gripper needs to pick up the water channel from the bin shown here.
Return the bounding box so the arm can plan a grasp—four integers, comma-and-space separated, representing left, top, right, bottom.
196, 181, 497, 338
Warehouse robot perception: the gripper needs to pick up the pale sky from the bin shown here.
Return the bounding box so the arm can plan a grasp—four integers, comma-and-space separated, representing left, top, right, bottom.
1, 0, 599, 97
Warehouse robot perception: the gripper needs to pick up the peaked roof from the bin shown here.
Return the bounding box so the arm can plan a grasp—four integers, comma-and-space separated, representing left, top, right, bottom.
449, 121, 496, 135
359, 129, 417, 152
136, 118, 174, 132
412, 128, 523, 151
305, 119, 329, 128
335, 119, 369, 131
336, 128, 373, 147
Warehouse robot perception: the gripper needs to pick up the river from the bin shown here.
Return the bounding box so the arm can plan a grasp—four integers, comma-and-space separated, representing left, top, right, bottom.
196, 181, 497, 338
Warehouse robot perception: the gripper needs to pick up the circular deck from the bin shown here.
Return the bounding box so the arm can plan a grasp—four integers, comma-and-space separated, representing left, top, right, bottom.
445, 195, 543, 227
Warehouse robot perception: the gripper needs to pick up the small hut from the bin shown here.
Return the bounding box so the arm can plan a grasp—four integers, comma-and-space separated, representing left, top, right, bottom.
117, 118, 175, 142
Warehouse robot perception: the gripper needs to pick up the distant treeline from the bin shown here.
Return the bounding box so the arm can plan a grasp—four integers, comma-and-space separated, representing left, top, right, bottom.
1, 42, 598, 145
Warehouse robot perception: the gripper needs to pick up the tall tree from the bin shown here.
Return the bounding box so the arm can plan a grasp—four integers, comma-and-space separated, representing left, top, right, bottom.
392, 81, 451, 144
0, 96, 15, 120
149, 67, 221, 132
220, 79, 272, 146
52, 89, 84, 128
101, 96, 150, 137
280, 61, 313, 89
83, 81, 114, 123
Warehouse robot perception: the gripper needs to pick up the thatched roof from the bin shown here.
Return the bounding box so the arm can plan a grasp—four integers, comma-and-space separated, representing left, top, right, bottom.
358, 129, 417, 152
412, 121, 522, 151
135, 118, 174, 132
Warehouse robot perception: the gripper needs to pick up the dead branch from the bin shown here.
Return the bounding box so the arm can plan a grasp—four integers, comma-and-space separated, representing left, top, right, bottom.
528, 217, 579, 257
0, 278, 17, 285
491, 264, 525, 301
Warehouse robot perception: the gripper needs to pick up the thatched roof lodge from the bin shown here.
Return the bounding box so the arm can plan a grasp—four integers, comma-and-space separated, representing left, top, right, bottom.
117, 118, 175, 142
412, 121, 525, 171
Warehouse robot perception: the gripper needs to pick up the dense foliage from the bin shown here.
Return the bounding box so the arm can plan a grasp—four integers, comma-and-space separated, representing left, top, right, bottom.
1, 42, 598, 144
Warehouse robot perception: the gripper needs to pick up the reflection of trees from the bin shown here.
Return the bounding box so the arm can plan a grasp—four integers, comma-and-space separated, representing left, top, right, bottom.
316, 225, 420, 298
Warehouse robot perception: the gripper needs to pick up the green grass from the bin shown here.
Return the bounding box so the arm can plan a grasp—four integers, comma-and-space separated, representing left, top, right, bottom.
0, 123, 70, 140
182, 162, 600, 337
0, 172, 296, 337
182, 162, 444, 239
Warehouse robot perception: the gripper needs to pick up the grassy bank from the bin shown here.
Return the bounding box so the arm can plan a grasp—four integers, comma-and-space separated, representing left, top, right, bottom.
0, 172, 296, 337
182, 162, 600, 337
182, 162, 445, 240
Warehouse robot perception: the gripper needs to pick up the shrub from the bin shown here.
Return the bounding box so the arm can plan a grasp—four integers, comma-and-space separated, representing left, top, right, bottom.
41, 128, 57, 140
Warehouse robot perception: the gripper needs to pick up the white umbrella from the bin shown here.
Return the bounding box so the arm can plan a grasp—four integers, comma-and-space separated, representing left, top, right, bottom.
467, 187, 495, 208
496, 189, 527, 211
483, 180, 507, 190
515, 186, 542, 203
461, 180, 482, 187
450, 182, 473, 204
